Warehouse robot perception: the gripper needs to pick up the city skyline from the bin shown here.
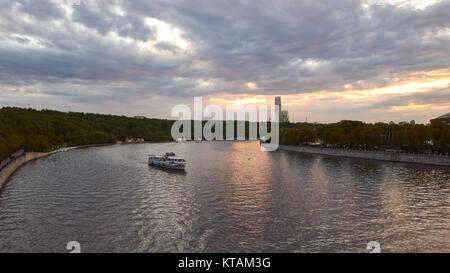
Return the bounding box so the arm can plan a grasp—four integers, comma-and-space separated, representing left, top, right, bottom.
0, 0, 449, 124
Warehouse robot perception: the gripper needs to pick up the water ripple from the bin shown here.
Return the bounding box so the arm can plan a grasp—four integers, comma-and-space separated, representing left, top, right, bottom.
0, 142, 449, 252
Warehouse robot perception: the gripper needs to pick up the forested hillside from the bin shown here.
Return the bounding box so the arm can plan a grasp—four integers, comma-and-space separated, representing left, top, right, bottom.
0, 107, 173, 156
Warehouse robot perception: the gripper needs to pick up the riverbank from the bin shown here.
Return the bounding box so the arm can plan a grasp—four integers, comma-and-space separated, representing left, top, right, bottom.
0, 143, 115, 191
278, 144, 450, 167
0, 151, 60, 191
0, 141, 176, 191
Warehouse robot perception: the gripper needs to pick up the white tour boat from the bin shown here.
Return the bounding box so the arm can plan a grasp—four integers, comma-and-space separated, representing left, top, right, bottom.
148, 152, 186, 170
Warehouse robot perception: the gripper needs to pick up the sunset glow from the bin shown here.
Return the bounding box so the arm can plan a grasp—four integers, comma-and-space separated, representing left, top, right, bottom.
204, 69, 450, 123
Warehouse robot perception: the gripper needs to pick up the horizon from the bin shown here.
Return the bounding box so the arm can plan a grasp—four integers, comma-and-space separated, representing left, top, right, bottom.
0, 0, 449, 124
1, 105, 441, 125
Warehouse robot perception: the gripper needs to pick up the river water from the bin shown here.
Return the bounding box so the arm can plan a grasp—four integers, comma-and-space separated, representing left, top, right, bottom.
0, 141, 449, 252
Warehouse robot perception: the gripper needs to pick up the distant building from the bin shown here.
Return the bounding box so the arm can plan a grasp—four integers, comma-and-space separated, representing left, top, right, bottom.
274, 96, 289, 123
431, 113, 450, 124
275, 96, 281, 122
394, 120, 416, 125
275, 96, 281, 109
125, 138, 145, 143
281, 110, 290, 123
134, 116, 146, 119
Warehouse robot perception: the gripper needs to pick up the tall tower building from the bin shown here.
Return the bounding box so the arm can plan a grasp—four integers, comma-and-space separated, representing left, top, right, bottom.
274, 96, 289, 123
275, 96, 281, 122
275, 96, 281, 109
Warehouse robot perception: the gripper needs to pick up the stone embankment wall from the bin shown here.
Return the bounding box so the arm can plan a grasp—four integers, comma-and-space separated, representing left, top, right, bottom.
0, 152, 55, 190
278, 145, 450, 167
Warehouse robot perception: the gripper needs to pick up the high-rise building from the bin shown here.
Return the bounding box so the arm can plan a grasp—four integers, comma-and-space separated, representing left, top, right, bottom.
275, 96, 281, 108
274, 96, 281, 122
274, 96, 289, 123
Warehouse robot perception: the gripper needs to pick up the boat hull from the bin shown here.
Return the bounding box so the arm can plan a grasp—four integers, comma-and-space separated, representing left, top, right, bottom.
148, 160, 186, 170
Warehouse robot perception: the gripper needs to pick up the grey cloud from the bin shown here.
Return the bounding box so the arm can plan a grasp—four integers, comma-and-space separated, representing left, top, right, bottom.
16, 0, 64, 21
72, 1, 154, 41
0, 0, 449, 119
369, 87, 450, 110
124, 0, 450, 93
154, 41, 181, 53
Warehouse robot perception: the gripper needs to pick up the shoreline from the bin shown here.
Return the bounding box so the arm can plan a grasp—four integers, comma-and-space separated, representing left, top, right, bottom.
4, 142, 447, 191
0, 140, 177, 191
278, 144, 450, 167
0, 151, 59, 191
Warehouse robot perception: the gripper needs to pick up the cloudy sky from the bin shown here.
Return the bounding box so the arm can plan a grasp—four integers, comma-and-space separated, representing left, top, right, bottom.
0, 0, 449, 123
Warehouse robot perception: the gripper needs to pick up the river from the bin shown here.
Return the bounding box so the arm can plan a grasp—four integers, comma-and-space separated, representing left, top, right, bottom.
0, 141, 449, 252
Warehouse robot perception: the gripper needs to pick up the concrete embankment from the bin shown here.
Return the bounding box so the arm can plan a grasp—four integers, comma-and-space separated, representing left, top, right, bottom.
0, 142, 128, 191
278, 145, 450, 167
0, 151, 58, 191
0, 143, 121, 191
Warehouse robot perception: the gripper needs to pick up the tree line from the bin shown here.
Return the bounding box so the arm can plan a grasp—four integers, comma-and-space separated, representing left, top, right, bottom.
0, 107, 173, 157
1, 107, 449, 157
281, 120, 450, 153
0, 107, 270, 158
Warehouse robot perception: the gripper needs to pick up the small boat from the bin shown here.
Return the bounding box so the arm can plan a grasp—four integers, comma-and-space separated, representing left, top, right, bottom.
148, 152, 186, 170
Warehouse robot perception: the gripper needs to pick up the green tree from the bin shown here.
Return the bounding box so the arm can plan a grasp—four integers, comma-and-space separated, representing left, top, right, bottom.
328, 127, 346, 146
297, 127, 317, 144
360, 124, 382, 148
430, 119, 449, 153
